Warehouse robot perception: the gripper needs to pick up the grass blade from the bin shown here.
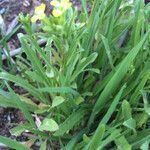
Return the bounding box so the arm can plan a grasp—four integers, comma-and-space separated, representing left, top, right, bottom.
54, 108, 86, 136
0, 135, 31, 150
88, 30, 149, 127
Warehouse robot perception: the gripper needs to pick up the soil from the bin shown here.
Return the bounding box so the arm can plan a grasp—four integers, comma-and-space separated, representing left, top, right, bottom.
0, 108, 27, 150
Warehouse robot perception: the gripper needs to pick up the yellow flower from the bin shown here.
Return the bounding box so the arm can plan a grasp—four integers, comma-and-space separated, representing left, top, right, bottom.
50, 0, 72, 17
60, 0, 72, 10
31, 15, 38, 23
31, 3, 46, 23
35, 3, 46, 14
52, 9, 63, 17
50, 0, 60, 7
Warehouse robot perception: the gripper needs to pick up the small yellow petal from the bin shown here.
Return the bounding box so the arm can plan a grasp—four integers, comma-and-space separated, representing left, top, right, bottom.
39, 13, 46, 20
62, 0, 69, 2
60, 0, 72, 10
65, 2, 72, 10
61, 0, 71, 4
52, 9, 63, 17
50, 0, 60, 7
31, 15, 38, 23
35, 3, 46, 14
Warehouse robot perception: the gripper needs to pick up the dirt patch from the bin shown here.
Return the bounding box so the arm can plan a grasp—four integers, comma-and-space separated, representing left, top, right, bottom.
0, 108, 26, 136
0, 108, 27, 150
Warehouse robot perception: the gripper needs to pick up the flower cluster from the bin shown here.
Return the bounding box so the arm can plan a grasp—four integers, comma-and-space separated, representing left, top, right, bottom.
31, 3, 46, 23
31, 0, 72, 23
50, 0, 72, 17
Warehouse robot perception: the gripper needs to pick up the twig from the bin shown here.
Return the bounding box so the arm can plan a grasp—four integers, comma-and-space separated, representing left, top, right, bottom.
22, 133, 37, 138
2, 47, 21, 60
0, 15, 6, 35
3, 48, 16, 64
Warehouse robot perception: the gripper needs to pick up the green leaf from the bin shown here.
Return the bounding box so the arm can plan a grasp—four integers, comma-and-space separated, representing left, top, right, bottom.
52, 96, 65, 108
97, 129, 121, 150
0, 135, 31, 150
88, 124, 105, 150
136, 112, 148, 128
0, 72, 46, 102
122, 100, 132, 120
101, 34, 114, 70
83, 134, 90, 144
123, 118, 136, 131
81, 0, 88, 18
63, 129, 86, 150
140, 141, 149, 150
40, 141, 47, 150
6, 83, 35, 127
100, 85, 126, 124
19, 35, 49, 85
0, 94, 18, 108
38, 87, 79, 96
129, 128, 150, 149
142, 91, 150, 116
54, 108, 86, 136
25, 71, 46, 84
39, 118, 59, 132
130, 72, 150, 105
71, 52, 98, 81
19, 96, 39, 111
88, 30, 149, 127
115, 136, 132, 150
75, 96, 84, 105
10, 124, 27, 136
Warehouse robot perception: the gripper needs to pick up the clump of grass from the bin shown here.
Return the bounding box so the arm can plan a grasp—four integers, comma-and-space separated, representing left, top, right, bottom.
0, 0, 150, 149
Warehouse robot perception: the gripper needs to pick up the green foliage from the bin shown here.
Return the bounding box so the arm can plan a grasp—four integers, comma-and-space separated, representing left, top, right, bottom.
0, 14, 20, 72
0, 135, 31, 150
39, 118, 59, 132
0, 0, 150, 149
